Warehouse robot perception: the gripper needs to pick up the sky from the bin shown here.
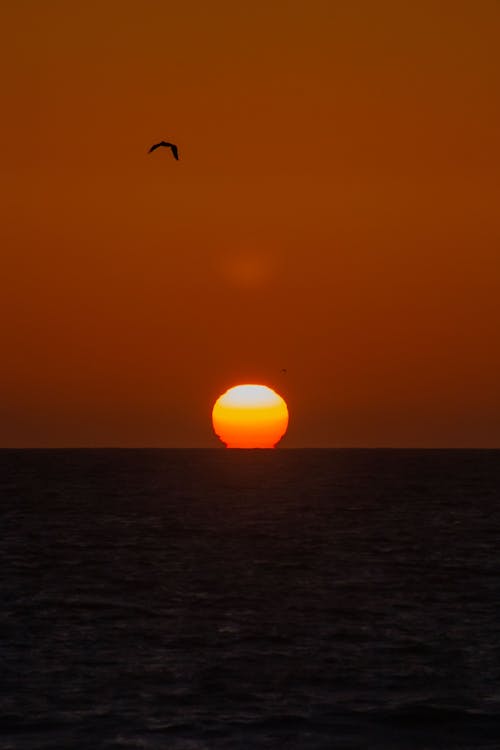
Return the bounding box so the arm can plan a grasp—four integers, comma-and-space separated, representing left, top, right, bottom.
1, 0, 499, 447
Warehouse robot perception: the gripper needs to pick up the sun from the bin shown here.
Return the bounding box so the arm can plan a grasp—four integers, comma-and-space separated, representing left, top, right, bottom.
212, 384, 289, 448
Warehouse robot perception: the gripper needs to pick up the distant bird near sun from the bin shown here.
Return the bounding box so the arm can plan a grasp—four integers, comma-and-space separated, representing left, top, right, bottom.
148, 141, 179, 160
212, 384, 289, 448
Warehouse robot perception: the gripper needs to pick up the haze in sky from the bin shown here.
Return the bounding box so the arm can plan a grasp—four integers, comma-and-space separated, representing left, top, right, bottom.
1, 0, 499, 447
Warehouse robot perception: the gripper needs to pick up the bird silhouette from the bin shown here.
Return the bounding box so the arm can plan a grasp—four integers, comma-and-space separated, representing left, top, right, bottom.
148, 141, 179, 160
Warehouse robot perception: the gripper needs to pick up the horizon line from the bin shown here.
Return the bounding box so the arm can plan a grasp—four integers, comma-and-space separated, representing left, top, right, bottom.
0, 446, 499, 451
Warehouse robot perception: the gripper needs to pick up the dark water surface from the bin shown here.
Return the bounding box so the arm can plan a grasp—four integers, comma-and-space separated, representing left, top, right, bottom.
1, 449, 500, 749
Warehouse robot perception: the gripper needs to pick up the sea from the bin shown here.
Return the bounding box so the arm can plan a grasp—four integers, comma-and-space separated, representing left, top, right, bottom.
1, 449, 500, 749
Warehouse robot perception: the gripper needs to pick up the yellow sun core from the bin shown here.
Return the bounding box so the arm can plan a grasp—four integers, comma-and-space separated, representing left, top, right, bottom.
212, 384, 289, 448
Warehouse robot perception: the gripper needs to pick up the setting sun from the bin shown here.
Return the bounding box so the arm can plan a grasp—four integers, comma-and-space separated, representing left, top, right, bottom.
212, 384, 289, 448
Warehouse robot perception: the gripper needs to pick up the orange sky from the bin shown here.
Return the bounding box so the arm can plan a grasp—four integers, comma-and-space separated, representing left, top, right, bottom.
1, 0, 499, 447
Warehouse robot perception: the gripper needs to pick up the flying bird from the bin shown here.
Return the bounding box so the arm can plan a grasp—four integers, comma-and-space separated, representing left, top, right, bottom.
148, 141, 179, 160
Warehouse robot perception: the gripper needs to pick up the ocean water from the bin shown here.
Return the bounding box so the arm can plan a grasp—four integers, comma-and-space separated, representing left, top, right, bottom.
1, 449, 500, 749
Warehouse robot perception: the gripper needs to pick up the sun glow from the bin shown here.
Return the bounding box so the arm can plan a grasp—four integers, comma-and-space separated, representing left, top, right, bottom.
212, 384, 289, 448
